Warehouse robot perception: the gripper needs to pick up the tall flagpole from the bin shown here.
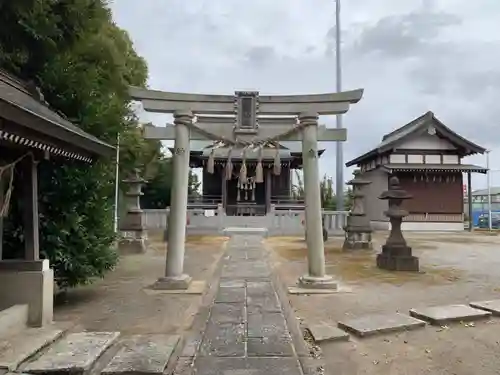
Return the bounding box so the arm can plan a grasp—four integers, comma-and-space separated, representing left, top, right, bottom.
487, 150, 492, 231
113, 133, 120, 233
335, 0, 344, 212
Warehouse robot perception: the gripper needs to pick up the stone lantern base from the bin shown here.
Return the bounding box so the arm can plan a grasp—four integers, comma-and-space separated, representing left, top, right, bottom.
342, 216, 373, 250
343, 228, 373, 250
376, 244, 419, 271
119, 237, 147, 254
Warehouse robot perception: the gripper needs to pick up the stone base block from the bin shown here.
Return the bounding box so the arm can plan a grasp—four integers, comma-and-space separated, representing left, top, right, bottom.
343, 229, 372, 250
152, 274, 192, 290
342, 240, 372, 250
0, 260, 53, 327
297, 275, 338, 290
376, 253, 419, 272
118, 238, 147, 255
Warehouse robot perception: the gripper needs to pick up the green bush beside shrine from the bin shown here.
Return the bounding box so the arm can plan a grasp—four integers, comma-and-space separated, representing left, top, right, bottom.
0, 1, 153, 288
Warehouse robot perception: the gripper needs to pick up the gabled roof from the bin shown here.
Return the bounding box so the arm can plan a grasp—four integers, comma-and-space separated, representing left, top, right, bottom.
346, 111, 486, 167
0, 69, 114, 159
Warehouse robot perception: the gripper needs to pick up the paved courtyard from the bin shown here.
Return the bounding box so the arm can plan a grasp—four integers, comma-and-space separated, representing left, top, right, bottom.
267, 231, 500, 375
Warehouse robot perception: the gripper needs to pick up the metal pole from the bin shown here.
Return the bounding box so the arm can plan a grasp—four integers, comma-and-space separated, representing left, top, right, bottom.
487, 150, 492, 231
113, 133, 120, 233
335, 0, 344, 213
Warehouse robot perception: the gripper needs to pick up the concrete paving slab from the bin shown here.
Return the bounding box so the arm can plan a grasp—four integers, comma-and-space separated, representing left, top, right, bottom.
409, 304, 492, 325
24, 332, 120, 374
469, 300, 500, 316
209, 303, 245, 324
0, 327, 64, 371
198, 323, 245, 357
247, 295, 282, 314
338, 313, 426, 337
194, 357, 302, 375
247, 335, 294, 357
144, 280, 205, 295
214, 287, 245, 303
247, 281, 275, 296
219, 280, 245, 288
307, 322, 349, 343
101, 334, 179, 375
247, 313, 288, 338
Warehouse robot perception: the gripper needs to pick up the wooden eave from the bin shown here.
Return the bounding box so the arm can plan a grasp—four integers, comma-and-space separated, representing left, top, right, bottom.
0, 70, 115, 162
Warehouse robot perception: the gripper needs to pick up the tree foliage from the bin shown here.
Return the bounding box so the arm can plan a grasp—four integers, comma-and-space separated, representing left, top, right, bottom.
0, 0, 153, 288
291, 170, 353, 210
140, 153, 201, 209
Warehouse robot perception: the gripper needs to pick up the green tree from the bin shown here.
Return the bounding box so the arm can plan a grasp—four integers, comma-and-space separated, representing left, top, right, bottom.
0, 0, 151, 288
292, 171, 337, 209
141, 157, 172, 209
140, 152, 201, 209
345, 187, 354, 211
320, 175, 336, 210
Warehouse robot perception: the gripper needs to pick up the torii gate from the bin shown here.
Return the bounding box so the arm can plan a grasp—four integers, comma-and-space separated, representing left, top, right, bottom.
129, 87, 364, 291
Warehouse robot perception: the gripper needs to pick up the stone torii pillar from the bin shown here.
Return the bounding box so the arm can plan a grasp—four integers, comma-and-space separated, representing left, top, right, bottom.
153, 111, 193, 290
298, 113, 336, 289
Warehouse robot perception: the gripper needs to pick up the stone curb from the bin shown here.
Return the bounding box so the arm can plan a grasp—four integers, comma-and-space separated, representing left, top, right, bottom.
271, 269, 327, 375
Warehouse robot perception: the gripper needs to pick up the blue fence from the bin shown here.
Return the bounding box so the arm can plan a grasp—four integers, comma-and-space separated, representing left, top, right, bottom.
471, 210, 500, 227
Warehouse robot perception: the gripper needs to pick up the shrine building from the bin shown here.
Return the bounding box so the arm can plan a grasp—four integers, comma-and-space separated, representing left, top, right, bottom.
346, 111, 487, 231
187, 136, 324, 216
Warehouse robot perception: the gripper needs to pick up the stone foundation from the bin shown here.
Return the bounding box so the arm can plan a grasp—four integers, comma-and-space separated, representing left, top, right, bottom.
376, 245, 419, 272
118, 237, 147, 254
343, 229, 372, 250
0, 260, 53, 326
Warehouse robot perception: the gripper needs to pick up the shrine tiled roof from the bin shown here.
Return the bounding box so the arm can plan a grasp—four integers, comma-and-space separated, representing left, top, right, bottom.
346, 111, 486, 167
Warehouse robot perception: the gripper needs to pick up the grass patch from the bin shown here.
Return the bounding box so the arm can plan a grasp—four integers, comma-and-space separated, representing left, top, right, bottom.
267, 236, 462, 286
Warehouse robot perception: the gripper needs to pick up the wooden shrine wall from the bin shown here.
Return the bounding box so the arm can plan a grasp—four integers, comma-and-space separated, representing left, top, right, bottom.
397, 172, 463, 214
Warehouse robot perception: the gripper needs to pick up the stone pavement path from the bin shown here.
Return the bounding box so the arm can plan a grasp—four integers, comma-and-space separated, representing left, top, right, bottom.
189, 233, 304, 375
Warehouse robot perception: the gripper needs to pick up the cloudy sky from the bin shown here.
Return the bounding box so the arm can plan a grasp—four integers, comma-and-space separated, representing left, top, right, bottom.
110, 0, 500, 190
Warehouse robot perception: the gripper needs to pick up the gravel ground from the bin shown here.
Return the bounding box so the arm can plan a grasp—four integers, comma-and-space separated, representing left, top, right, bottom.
267, 232, 500, 375
54, 235, 227, 336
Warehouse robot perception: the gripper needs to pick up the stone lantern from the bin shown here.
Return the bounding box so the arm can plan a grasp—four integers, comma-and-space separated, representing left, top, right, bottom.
376, 176, 419, 271
343, 169, 372, 250
119, 168, 147, 254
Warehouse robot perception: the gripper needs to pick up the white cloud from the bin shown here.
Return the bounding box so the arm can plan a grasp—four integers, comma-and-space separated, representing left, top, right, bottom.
111, 0, 500, 190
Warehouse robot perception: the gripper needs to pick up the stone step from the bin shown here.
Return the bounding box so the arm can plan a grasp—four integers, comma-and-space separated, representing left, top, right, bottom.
409, 304, 492, 325
338, 313, 426, 337
0, 325, 64, 372
0, 305, 28, 338
23, 332, 120, 375
101, 334, 180, 375
469, 300, 500, 316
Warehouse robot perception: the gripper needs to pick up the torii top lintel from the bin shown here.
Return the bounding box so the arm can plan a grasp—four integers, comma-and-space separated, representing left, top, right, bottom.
129, 86, 364, 116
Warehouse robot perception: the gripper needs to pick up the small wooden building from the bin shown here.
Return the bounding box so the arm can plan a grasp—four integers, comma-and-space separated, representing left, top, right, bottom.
346, 111, 487, 231
0, 69, 114, 326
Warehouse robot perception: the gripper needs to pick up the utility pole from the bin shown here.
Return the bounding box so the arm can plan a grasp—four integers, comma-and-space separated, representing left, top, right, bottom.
113, 133, 120, 233
486, 150, 492, 231
335, 0, 344, 213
